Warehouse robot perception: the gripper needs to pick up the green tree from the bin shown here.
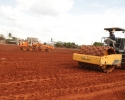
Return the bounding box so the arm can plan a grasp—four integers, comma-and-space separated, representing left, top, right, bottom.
55, 41, 63, 47
93, 42, 103, 46
66, 42, 71, 48
70, 42, 76, 48
44, 42, 47, 45
12, 37, 16, 41
0, 34, 5, 40
8, 33, 12, 39
55, 41, 79, 48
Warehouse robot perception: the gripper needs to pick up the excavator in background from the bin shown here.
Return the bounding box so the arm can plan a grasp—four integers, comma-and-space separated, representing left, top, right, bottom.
73, 27, 125, 73
19, 38, 54, 52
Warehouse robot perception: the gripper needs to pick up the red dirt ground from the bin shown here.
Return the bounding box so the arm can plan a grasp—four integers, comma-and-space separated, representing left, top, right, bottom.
0, 44, 125, 100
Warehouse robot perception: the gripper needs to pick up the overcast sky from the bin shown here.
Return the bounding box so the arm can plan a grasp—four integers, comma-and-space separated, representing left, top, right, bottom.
0, 0, 125, 45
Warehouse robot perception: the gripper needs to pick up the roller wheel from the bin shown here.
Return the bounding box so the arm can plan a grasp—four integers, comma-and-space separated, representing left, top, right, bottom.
28, 47, 33, 51
48, 49, 52, 52
77, 45, 116, 73
22, 47, 27, 51
45, 48, 51, 52
35, 47, 39, 51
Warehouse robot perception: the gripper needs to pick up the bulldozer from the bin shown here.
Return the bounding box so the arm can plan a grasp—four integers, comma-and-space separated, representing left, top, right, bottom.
73, 27, 125, 73
19, 39, 54, 52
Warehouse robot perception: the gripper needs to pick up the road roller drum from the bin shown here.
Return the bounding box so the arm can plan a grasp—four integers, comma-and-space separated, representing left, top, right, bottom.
73, 45, 122, 73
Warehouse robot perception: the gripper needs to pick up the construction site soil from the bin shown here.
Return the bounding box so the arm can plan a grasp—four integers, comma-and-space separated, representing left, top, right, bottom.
0, 44, 125, 100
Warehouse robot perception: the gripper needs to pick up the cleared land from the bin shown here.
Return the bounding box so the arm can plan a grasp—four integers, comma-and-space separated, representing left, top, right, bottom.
0, 44, 125, 100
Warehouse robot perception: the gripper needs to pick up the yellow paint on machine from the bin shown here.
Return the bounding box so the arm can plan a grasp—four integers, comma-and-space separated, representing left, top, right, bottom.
73, 53, 122, 66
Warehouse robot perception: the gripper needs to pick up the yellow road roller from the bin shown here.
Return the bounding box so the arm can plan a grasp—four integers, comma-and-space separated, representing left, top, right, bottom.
73, 27, 125, 73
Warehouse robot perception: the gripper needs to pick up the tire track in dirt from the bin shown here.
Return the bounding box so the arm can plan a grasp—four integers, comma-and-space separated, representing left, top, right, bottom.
0, 71, 125, 94
0, 72, 125, 87
0, 80, 125, 99
57, 86, 125, 100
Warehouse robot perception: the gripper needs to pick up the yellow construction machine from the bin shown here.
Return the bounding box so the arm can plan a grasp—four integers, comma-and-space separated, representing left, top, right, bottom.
73, 27, 125, 73
19, 39, 54, 52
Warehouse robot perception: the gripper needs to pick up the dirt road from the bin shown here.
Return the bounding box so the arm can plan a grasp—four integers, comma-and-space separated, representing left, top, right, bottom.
0, 45, 125, 100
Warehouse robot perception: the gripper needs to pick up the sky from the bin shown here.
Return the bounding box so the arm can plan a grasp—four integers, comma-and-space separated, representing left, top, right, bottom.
0, 0, 125, 45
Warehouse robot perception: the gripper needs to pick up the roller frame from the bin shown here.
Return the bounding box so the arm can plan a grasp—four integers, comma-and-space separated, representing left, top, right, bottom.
73, 53, 122, 66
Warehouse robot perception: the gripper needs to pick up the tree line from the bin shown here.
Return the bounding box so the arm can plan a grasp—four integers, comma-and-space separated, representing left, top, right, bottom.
53, 41, 104, 48
0, 33, 17, 43
0, 33, 103, 47
93, 42, 104, 46
53, 41, 79, 48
